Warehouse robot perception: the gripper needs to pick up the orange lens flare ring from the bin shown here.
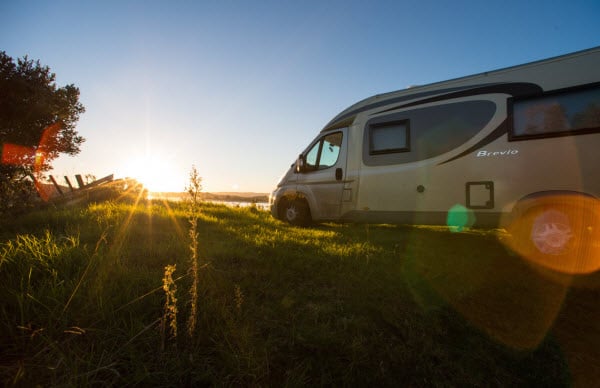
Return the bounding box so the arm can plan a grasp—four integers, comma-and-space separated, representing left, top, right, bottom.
1, 122, 62, 202
505, 194, 600, 275
1, 143, 35, 164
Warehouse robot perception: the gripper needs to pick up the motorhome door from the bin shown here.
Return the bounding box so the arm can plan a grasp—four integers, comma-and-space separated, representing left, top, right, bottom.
297, 128, 348, 220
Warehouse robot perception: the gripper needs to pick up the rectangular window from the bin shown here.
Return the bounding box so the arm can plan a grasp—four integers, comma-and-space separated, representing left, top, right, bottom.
510, 85, 600, 140
369, 120, 410, 154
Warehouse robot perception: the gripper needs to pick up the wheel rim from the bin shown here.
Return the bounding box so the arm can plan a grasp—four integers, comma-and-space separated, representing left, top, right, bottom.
530, 210, 573, 255
285, 204, 298, 222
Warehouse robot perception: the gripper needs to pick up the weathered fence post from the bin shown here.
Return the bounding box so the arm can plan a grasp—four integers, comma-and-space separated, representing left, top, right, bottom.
64, 176, 74, 192
75, 174, 85, 188
49, 175, 64, 196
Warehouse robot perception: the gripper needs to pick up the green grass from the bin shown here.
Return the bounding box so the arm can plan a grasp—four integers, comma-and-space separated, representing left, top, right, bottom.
1, 200, 599, 386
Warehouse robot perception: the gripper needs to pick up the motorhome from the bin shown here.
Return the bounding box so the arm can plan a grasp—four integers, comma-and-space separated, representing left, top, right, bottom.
269, 47, 600, 272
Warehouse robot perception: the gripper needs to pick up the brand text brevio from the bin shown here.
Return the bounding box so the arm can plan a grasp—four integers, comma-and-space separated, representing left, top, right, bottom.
476, 149, 519, 157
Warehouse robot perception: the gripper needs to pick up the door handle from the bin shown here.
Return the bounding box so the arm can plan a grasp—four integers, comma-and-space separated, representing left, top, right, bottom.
335, 168, 343, 181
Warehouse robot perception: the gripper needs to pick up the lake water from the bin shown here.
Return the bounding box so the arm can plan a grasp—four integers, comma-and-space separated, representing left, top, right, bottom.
210, 200, 270, 210
148, 194, 269, 210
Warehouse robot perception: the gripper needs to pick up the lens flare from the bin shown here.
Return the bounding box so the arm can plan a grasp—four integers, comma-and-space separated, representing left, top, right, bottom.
1, 123, 63, 202
446, 204, 476, 232
402, 227, 570, 350
504, 194, 600, 275
1, 143, 35, 165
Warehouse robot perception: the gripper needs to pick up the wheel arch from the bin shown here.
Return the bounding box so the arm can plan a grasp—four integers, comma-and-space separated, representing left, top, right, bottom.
277, 190, 313, 221
509, 190, 598, 223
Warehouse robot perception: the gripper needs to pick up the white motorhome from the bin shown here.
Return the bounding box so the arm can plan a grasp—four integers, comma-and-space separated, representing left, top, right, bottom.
269, 47, 600, 272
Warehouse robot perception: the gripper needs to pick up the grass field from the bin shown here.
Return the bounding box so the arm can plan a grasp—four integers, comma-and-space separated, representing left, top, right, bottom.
1, 199, 599, 386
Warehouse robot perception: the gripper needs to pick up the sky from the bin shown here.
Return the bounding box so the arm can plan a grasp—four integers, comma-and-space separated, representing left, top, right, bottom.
1, 0, 599, 193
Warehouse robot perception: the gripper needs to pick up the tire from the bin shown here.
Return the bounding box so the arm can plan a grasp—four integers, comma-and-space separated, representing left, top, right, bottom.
508, 198, 599, 274
279, 198, 311, 226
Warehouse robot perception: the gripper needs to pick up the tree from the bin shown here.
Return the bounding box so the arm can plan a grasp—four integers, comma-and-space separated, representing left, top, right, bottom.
0, 51, 85, 212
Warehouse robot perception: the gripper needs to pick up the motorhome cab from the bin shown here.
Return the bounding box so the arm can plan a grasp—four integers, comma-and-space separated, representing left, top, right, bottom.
269, 47, 600, 273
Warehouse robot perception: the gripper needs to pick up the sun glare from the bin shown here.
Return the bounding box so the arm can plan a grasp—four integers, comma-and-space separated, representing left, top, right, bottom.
122, 153, 181, 193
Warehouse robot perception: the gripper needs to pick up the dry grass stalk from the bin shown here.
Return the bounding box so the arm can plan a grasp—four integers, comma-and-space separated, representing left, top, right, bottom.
161, 264, 178, 347
186, 165, 202, 338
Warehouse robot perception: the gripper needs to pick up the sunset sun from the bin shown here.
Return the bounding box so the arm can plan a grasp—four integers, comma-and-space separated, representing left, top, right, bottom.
122, 153, 181, 193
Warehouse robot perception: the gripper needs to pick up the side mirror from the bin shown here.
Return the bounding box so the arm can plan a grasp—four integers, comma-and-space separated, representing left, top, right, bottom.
295, 154, 306, 173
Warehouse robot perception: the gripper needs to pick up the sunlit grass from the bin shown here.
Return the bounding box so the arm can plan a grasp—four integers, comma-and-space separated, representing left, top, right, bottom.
1, 199, 597, 386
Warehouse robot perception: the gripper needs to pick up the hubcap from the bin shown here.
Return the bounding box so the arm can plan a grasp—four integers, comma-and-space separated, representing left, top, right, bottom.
285, 205, 298, 221
531, 210, 573, 255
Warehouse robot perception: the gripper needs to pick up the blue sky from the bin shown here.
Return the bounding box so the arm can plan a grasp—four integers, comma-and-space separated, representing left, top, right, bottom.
1, 0, 599, 192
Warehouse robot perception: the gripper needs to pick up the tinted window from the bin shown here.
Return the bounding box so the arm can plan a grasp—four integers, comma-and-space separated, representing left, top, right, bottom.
369, 121, 409, 154
511, 85, 600, 139
363, 100, 496, 166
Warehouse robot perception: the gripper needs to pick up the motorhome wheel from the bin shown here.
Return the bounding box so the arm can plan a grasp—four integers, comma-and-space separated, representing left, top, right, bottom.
280, 199, 311, 226
507, 197, 600, 274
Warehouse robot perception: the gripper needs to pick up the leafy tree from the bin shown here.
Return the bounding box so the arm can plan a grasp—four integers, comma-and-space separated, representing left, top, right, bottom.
0, 51, 85, 213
